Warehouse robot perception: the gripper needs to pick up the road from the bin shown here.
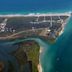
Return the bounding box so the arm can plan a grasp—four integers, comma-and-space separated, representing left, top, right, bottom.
0, 28, 46, 39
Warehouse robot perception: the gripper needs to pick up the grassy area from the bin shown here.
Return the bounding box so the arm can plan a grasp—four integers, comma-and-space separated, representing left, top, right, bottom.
14, 40, 40, 72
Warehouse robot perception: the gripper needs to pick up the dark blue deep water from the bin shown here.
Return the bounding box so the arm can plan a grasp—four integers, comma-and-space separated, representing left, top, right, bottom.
0, 0, 72, 72
0, 0, 72, 13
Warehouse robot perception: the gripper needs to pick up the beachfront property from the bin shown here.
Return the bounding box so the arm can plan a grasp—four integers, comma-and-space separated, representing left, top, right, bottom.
0, 13, 71, 40
0, 13, 71, 72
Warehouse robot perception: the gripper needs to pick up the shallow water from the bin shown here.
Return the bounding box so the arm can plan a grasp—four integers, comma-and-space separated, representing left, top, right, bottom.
0, 16, 72, 72
0, 0, 72, 71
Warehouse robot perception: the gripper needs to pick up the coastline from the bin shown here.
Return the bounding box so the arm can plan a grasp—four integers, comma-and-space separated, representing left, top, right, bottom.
37, 46, 43, 72
0, 12, 71, 72
59, 14, 71, 36
0, 12, 71, 17
0, 12, 71, 40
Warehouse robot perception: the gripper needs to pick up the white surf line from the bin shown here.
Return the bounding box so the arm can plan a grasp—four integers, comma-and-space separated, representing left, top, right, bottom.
28, 12, 71, 17
58, 16, 69, 36
0, 12, 71, 17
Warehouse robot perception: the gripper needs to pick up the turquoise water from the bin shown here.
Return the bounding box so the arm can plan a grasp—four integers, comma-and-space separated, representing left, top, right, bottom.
0, 0, 72, 72
0, 16, 72, 72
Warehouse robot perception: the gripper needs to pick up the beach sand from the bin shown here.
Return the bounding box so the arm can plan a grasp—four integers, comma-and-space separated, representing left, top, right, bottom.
38, 63, 42, 72
0, 12, 71, 17
37, 47, 43, 72
59, 15, 71, 36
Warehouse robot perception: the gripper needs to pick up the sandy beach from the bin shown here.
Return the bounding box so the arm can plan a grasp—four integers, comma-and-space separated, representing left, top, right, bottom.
38, 63, 42, 72
59, 14, 71, 36
37, 12, 71, 72
0, 12, 71, 17
37, 47, 43, 72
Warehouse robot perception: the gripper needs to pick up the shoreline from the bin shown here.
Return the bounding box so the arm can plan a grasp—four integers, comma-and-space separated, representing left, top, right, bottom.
59, 14, 71, 36
37, 47, 43, 72
37, 14, 71, 72
0, 12, 71, 40
0, 12, 71, 17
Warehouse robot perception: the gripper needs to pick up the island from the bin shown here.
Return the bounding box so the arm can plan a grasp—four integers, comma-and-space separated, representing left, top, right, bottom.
0, 12, 71, 72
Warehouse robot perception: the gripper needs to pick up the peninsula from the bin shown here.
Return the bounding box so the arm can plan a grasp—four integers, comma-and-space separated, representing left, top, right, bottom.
0, 13, 70, 41
0, 12, 71, 72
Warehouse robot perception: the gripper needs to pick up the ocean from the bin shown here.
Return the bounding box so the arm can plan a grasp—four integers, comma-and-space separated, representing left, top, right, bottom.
0, 0, 72, 13
0, 0, 72, 72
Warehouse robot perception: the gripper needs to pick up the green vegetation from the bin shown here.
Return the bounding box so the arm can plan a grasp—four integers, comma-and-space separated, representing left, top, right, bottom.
14, 40, 40, 72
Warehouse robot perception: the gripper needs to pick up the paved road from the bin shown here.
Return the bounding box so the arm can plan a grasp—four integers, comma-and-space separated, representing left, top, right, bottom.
0, 28, 46, 39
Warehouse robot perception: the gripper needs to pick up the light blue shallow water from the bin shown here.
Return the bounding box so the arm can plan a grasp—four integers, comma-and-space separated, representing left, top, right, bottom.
0, 16, 72, 72
0, 0, 72, 72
